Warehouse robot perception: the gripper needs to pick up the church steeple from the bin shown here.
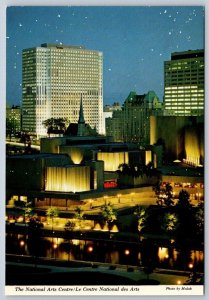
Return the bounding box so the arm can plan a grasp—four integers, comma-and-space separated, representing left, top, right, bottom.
78, 94, 85, 124
77, 94, 86, 136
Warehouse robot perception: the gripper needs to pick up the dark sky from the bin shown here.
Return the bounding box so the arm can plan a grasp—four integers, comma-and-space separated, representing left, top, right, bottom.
6, 6, 204, 106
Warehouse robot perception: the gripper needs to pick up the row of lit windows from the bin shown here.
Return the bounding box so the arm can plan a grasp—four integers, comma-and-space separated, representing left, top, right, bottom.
165, 86, 198, 89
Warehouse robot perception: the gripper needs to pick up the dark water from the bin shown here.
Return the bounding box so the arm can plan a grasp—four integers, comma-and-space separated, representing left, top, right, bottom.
6, 233, 204, 272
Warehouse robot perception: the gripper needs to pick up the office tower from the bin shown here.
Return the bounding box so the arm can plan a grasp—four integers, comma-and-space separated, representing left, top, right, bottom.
22, 43, 103, 136
164, 49, 204, 116
6, 105, 21, 135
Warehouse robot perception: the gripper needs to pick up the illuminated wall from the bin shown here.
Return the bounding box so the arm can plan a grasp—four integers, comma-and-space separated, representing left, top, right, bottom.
59, 147, 84, 164
150, 115, 204, 164
185, 127, 202, 166
45, 165, 90, 192
145, 150, 152, 165
97, 152, 129, 171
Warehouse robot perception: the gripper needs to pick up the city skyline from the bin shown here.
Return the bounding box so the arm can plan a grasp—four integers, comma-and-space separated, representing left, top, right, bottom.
7, 6, 204, 106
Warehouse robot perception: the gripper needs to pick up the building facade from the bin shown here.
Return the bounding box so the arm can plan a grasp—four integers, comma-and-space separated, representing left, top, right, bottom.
22, 43, 103, 136
150, 115, 204, 165
164, 49, 204, 116
105, 110, 124, 142
103, 102, 123, 136
6, 105, 21, 135
123, 91, 163, 145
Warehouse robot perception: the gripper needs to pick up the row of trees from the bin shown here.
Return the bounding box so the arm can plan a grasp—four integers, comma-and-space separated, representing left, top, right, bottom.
134, 189, 204, 245
15, 201, 118, 231
117, 162, 156, 178
46, 203, 117, 232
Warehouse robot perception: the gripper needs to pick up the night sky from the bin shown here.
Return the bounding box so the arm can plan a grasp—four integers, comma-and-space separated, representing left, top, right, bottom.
6, 6, 204, 106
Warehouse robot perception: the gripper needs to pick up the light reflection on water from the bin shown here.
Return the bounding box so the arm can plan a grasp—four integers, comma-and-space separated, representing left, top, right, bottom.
6, 233, 204, 271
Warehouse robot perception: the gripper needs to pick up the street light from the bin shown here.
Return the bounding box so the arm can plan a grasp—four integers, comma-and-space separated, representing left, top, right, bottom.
53, 243, 58, 260
89, 199, 93, 209
130, 192, 135, 203
20, 240, 25, 247
117, 194, 121, 204
188, 263, 194, 269
124, 249, 130, 256
87, 246, 93, 253
103, 195, 108, 205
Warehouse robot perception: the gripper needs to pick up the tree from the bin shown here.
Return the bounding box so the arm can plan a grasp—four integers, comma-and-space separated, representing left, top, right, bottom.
134, 205, 147, 233
161, 212, 178, 235
46, 207, 60, 231
20, 201, 33, 225
175, 190, 195, 245
154, 182, 174, 207
100, 203, 117, 226
176, 190, 192, 209
64, 220, 76, 232
20, 133, 31, 146
195, 207, 204, 237
74, 206, 84, 229
42, 117, 67, 136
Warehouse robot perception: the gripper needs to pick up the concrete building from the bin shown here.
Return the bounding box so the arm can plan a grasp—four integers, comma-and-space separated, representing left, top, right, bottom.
6, 105, 21, 135
150, 115, 204, 165
104, 102, 122, 112
164, 49, 204, 116
105, 110, 124, 142
103, 102, 122, 135
22, 43, 103, 136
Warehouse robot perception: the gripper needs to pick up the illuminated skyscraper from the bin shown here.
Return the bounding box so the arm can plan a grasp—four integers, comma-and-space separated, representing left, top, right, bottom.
164, 49, 204, 116
22, 43, 103, 136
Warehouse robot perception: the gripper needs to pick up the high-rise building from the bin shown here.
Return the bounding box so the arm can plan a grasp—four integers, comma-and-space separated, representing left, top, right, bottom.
105, 91, 163, 144
103, 102, 122, 135
164, 49, 204, 116
6, 105, 22, 135
22, 43, 103, 136
123, 91, 163, 145
106, 110, 124, 142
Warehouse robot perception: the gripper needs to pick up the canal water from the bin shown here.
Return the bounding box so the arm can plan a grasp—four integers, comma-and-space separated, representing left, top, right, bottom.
6, 233, 204, 272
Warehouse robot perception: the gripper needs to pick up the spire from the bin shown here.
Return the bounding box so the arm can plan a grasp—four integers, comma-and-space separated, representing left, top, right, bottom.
78, 94, 85, 124
77, 94, 86, 136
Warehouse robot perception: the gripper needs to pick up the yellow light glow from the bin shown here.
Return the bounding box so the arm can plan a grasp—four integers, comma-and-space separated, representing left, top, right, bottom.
177, 280, 182, 285
45, 165, 90, 192
53, 243, 58, 249
88, 246, 93, 252
97, 152, 129, 171
145, 150, 152, 164
68, 148, 84, 164
188, 263, 193, 269
102, 224, 109, 232
20, 240, 25, 247
185, 127, 201, 166
158, 247, 169, 262
124, 249, 130, 255
93, 224, 102, 231
110, 225, 119, 233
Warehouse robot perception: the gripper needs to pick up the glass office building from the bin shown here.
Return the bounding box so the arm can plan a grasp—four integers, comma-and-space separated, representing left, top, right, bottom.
164, 49, 204, 116
22, 44, 103, 136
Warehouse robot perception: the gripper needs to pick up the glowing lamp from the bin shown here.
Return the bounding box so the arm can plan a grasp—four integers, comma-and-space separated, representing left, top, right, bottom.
188, 263, 193, 269
53, 243, 58, 249
124, 249, 130, 255
20, 240, 25, 247
88, 246, 93, 253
